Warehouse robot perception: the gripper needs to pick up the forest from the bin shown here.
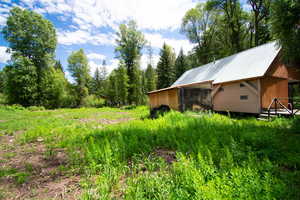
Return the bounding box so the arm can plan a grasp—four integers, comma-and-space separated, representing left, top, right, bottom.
0, 0, 299, 108
0, 0, 300, 199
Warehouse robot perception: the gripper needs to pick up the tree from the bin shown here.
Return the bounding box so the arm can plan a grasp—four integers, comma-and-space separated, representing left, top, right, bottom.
0, 70, 4, 93
115, 63, 129, 105
3, 56, 38, 106
248, 0, 271, 47
1, 7, 68, 108
175, 48, 189, 79
181, 3, 216, 65
54, 60, 64, 72
157, 43, 176, 89
39, 67, 69, 108
206, 0, 249, 54
105, 62, 129, 106
2, 7, 57, 100
271, 0, 300, 65
115, 20, 146, 105
145, 64, 157, 92
67, 49, 90, 106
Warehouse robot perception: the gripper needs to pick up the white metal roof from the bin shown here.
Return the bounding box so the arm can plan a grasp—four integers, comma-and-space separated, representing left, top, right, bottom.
172, 41, 280, 86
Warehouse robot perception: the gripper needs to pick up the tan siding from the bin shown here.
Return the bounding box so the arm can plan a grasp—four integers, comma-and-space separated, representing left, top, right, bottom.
261, 77, 288, 108
213, 80, 260, 113
148, 88, 179, 110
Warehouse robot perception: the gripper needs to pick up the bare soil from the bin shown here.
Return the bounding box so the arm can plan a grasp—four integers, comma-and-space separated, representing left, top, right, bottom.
0, 131, 81, 200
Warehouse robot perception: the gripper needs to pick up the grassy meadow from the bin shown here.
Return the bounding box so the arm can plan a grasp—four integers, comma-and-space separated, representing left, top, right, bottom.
0, 105, 299, 199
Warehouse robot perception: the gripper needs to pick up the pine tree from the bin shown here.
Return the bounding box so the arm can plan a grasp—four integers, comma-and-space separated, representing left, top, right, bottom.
115, 63, 129, 105
115, 20, 146, 105
54, 60, 63, 72
145, 64, 156, 92
157, 43, 176, 89
175, 48, 189, 79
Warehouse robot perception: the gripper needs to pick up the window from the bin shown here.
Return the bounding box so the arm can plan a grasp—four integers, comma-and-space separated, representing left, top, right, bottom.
240, 95, 248, 100
240, 83, 245, 87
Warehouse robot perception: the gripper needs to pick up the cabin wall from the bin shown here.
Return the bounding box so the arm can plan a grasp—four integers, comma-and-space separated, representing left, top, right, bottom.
261, 77, 288, 109
148, 88, 179, 110
213, 80, 260, 113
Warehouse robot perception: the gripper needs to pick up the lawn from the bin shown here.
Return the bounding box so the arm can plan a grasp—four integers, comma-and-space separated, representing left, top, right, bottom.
0, 105, 299, 199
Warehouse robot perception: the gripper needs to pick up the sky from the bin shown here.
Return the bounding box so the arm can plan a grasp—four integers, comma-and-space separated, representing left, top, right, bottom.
0, 0, 204, 78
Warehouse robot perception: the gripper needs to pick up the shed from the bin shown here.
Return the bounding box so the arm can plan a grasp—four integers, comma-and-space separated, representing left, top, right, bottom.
148, 41, 300, 114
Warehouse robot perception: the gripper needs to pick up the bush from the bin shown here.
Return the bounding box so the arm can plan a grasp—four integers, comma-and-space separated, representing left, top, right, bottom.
27, 106, 45, 111
0, 93, 7, 105
82, 95, 105, 108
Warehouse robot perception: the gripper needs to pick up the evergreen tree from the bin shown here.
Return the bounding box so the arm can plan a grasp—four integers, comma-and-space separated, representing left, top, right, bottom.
105, 62, 129, 106
157, 43, 176, 89
145, 64, 156, 92
93, 67, 101, 95
115, 63, 129, 105
67, 49, 90, 106
54, 60, 64, 72
175, 48, 189, 79
115, 20, 146, 105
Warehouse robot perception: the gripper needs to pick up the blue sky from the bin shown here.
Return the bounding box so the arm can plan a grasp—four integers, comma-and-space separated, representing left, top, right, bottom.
0, 0, 202, 77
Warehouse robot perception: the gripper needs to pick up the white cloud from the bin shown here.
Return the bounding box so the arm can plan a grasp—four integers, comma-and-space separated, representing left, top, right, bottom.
0, 46, 11, 63
140, 54, 160, 69
145, 33, 195, 54
57, 29, 116, 46
19, 0, 196, 31
89, 59, 119, 76
87, 53, 106, 61
105, 59, 120, 74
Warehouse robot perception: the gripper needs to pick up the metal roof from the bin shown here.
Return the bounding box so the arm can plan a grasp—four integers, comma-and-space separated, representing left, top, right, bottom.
172, 41, 280, 86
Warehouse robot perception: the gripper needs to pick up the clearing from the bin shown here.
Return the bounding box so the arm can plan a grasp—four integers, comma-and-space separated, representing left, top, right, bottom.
0, 105, 299, 199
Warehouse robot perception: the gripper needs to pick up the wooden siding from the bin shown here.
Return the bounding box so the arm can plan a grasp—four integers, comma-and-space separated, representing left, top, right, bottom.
287, 67, 300, 81
261, 77, 288, 109
266, 56, 289, 78
213, 80, 260, 113
148, 88, 179, 110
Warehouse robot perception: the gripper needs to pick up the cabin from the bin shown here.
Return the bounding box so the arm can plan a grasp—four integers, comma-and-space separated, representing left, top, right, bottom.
148, 41, 300, 115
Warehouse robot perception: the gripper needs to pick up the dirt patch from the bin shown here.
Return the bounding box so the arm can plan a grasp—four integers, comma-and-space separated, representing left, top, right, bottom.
0, 120, 7, 123
0, 132, 81, 200
78, 117, 134, 125
153, 148, 177, 164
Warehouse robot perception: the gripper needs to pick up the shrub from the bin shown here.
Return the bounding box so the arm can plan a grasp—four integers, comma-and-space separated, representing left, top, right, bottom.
82, 95, 105, 108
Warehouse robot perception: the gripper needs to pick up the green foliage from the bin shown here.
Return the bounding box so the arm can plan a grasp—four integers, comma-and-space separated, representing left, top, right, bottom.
67, 49, 91, 107
145, 64, 157, 93
175, 48, 190, 79
115, 20, 146, 105
248, 0, 272, 47
2, 7, 57, 68
1, 7, 71, 108
3, 56, 38, 106
1, 106, 300, 199
271, 0, 300, 65
39, 67, 70, 108
82, 95, 105, 108
105, 62, 129, 106
157, 43, 176, 89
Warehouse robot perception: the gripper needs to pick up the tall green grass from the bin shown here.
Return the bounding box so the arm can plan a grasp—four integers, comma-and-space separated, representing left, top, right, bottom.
1, 106, 299, 199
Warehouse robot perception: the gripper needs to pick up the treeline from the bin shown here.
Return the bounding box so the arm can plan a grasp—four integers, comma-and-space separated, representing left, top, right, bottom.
0, 0, 299, 108
181, 0, 300, 67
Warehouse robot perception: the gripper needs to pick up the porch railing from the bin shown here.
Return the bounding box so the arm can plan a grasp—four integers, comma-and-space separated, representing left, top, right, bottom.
267, 97, 300, 119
